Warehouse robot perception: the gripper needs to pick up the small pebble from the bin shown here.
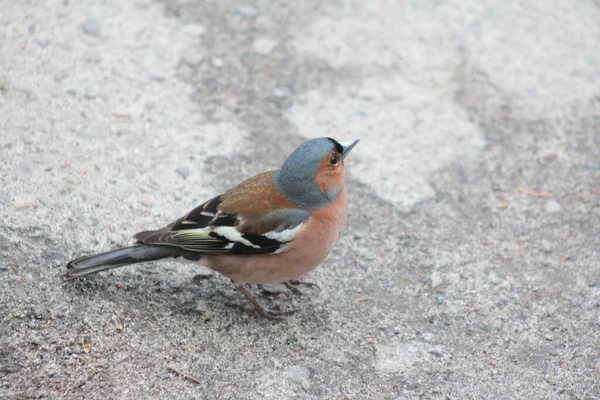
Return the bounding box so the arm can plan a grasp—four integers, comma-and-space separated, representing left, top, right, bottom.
29, 307, 45, 319
203, 310, 214, 322
212, 58, 223, 68
236, 6, 258, 17
221, 289, 238, 300
141, 198, 154, 208
422, 332, 435, 342
108, 233, 125, 245
545, 333, 554, 341
181, 23, 206, 37
224, 98, 239, 111
272, 87, 287, 98
81, 16, 101, 36
194, 300, 209, 313
14, 199, 28, 209
283, 365, 310, 383
29, 229, 44, 238
540, 239, 553, 253
253, 37, 277, 55
544, 200, 561, 213
430, 273, 444, 290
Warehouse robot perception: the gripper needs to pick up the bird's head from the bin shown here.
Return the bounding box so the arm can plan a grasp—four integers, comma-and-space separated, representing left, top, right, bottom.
274, 137, 359, 209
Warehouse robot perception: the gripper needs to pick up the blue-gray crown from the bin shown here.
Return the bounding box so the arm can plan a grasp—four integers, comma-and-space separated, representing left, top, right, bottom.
274, 137, 359, 210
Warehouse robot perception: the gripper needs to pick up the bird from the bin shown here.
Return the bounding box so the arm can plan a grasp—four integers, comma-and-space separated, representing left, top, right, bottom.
66, 137, 359, 318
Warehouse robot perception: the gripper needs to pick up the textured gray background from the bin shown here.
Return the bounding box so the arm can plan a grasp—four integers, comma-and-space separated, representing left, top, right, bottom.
1, 0, 600, 398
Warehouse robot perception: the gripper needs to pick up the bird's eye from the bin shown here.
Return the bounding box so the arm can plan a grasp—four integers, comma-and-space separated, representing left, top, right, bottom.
329, 155, 339, 165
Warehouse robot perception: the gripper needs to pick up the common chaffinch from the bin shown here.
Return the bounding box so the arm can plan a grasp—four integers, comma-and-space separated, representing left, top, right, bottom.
66, 137, 359, 318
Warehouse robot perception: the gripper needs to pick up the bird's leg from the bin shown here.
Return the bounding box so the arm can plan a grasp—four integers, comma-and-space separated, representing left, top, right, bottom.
284, 279, 321, 294
235, 283, 301, 319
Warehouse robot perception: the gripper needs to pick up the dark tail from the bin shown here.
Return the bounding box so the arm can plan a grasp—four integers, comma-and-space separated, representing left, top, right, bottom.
65, 245, 185, 278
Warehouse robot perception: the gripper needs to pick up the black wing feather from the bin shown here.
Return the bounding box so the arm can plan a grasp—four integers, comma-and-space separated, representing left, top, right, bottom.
133, 195, 309, 255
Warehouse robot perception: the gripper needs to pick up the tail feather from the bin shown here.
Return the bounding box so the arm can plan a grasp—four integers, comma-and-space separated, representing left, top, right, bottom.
65, 245, 183, 278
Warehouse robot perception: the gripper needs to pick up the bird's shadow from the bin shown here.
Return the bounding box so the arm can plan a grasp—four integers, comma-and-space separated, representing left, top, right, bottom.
60, 266, 322, 323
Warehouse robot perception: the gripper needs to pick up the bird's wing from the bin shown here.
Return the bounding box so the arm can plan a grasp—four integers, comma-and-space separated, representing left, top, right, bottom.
133, 172, 309, 255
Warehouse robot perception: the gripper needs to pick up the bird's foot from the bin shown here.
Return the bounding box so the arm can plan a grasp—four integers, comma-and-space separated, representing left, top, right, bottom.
236, 283, 301, 319
256, 305, 302, 320
284, 279, 320, 294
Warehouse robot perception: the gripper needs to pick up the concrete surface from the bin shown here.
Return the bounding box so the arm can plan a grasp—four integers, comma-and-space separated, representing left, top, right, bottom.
1, 0, 600, 398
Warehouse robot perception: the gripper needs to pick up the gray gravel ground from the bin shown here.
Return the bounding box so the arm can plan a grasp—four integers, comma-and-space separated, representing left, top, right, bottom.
2, 0, 600, 398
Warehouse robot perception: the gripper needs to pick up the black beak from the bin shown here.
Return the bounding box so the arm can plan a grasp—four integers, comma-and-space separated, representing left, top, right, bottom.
338, 139, 360, 161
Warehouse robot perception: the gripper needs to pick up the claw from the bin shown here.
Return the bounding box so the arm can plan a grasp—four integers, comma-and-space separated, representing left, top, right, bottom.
236, 283, 301, 319
286, 279, 320, 290
283, 281, 303, 294
257, 306, 302, 320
